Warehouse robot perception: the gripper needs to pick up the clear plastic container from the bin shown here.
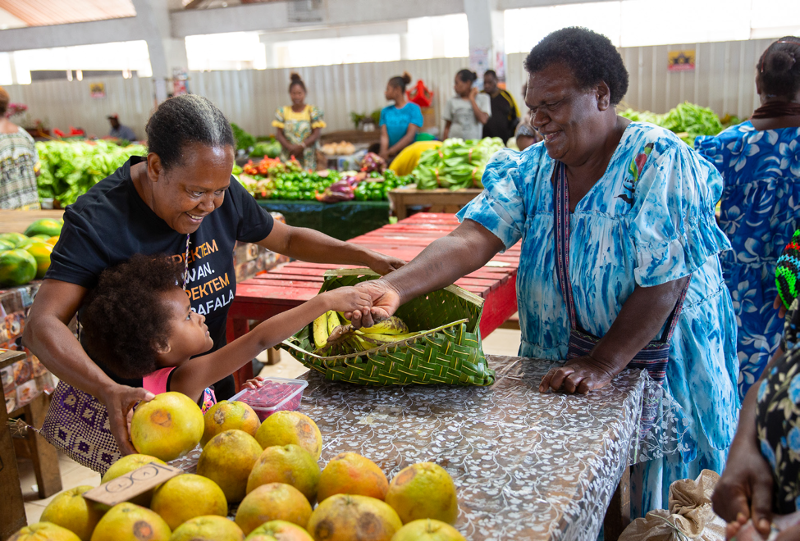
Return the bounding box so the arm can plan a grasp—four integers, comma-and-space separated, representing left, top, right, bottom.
229, 377, 308, 421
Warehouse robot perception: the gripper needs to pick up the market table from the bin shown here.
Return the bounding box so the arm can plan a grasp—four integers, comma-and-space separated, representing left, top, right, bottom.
300, 355, 643, 541
0, 210, 65, 234
388, 185, 483, 220
228, 213, 520, 389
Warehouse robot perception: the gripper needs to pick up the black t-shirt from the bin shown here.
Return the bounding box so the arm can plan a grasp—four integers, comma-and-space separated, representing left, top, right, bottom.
482, 89, 519, 143
46, 156, 274, 386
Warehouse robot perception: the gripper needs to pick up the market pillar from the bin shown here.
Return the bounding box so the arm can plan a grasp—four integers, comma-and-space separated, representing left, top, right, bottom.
464, 0, 506, 85
132, 0, 188, 103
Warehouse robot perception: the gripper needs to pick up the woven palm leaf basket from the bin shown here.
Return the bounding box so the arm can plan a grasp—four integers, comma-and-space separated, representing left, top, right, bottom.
279, 268, 496, 386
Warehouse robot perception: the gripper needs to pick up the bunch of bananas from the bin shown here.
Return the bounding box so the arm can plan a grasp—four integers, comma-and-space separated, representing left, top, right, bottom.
312, 311, 421, 356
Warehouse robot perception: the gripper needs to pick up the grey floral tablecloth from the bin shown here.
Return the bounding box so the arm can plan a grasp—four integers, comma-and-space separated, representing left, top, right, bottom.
299, 355, 646, 541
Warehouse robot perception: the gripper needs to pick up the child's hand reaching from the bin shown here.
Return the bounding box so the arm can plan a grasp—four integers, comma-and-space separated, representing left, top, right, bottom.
243, 376, 265, 390
321, 286, 372, 318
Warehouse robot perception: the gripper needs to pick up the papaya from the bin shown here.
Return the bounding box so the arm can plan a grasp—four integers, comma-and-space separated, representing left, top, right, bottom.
0, 232, 29, 248
24, 218, 63, 238
26, 242, 53, 279
0, 249, 37, 286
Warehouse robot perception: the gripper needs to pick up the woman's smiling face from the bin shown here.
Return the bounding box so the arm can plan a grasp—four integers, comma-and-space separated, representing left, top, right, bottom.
525, 62, 603, 165
147, 142, 233, 235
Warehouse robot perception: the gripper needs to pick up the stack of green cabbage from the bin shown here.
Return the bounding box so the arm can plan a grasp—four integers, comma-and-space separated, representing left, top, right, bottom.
414, 137, 504, 190
620, 102, 724, 145
36, 140, 147, 206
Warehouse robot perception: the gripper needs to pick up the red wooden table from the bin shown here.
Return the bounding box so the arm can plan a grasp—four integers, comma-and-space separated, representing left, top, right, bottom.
227, 213, 520, 389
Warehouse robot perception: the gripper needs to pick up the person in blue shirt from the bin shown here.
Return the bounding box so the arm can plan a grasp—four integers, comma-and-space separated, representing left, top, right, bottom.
379, 72, 424, 162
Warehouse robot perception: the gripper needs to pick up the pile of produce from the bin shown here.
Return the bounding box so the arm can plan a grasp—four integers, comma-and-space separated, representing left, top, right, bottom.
231, 122, 256, 154
250, 139, 281, 159
36, 140, 146, 206
237, 155, 412, 202
321, 141, 356, 156
10, 389, 465, 541
0, 219, 61, 288
312, 312, 421, 355
413, 137, 504, 190
619, 102, 728, 145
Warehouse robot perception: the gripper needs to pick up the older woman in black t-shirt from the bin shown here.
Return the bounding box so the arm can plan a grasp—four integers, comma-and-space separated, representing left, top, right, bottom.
22, 95, 401, 455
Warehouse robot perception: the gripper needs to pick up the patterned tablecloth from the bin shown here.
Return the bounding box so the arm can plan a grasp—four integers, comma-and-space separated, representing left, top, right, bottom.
299, 355, 646, 541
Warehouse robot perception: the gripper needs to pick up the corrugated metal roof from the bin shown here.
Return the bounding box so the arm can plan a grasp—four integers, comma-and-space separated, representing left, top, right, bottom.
0, 0, 136, 27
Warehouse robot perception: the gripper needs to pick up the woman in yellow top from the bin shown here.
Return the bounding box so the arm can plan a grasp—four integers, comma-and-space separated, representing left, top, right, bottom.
273, 73, 326, 170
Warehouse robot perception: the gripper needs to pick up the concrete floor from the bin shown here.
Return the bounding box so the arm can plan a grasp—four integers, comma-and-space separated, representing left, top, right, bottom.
19, 326, 521, 523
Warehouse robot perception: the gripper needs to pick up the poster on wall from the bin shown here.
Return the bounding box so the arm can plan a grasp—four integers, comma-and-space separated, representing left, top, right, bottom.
90, 83, 106, 99
469, 47, 490, 85
668, 50, 696, 72
172, 68, 189, 96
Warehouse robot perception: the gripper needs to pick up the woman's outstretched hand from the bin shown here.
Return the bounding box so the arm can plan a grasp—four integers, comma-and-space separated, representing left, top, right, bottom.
101, 383, 154, 455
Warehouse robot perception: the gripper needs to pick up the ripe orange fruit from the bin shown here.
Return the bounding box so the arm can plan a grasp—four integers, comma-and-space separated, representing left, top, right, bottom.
197, 429, 263, 503
201, 401, 260, 446
131, 392, 204, 461
385, 463, 458, 525
390, 519, 466, 541
150, 474, 227, 530
89, 502, 171, 541
170, 516, 244, 541
8, 522, 81, 541
235, 483, 313, 535
317, 452, 389, 502
306, 494, 402, 541
246, 444, 320, 502
255, 411, 322, 460
244, 520, 313, 541
40, 485, 104, 541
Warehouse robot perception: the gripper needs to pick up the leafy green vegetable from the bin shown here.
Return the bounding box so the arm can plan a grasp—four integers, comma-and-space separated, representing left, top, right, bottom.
230, 123, 256, 152
250, 140, 282, 159
36, 140, 147, 206
620, 102, 724, 145
413, 137, 504, 190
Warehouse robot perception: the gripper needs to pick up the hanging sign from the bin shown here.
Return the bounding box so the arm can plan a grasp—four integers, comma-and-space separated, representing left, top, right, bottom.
90, 83, 106, 99
668, 50, 695, 72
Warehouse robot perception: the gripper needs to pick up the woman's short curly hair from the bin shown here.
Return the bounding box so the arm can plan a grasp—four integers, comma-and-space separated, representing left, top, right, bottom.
81, 254, 184, 380
524, 27, 629, 106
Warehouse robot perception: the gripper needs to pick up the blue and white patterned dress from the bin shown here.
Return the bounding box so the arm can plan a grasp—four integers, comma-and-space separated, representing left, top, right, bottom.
458, 122, 739, 516
696, 123, 800, 400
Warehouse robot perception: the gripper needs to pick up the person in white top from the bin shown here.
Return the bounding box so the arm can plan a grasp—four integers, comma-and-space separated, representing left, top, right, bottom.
442, 69, 491, 141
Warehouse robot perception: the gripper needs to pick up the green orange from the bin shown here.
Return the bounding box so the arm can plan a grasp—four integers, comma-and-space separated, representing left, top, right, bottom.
385, 463, 459, 525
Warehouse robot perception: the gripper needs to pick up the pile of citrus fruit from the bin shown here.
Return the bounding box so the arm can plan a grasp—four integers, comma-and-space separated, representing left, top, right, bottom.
11, 392, 466, 541
0, 218, 62, 288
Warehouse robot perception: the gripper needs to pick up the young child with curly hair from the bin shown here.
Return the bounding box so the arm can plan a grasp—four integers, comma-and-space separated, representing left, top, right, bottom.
80, 254, 371, 410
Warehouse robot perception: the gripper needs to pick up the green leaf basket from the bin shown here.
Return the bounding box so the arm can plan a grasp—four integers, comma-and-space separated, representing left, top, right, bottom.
279, 269, 495, 386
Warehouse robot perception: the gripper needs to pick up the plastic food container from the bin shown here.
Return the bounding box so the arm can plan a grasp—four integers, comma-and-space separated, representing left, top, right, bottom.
229, 377, 308, 421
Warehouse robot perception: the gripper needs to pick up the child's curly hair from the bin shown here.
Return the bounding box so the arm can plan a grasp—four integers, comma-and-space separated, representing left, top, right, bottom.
81, 254, 184, 379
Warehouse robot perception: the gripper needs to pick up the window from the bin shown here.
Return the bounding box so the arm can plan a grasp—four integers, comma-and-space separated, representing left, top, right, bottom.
185, 32, 266, 71
505, 0, 800, 53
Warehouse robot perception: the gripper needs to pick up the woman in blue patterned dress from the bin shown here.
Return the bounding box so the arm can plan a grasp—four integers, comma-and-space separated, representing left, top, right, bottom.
348, 27, 739, 517
696, 37, 800, 402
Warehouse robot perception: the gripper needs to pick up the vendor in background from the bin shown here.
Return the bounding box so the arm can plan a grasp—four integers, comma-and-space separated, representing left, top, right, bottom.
695, 37, 800, 401
273, 73, 325, 170
348, 27, 737, 518
0, 86, 40, 210
442, 69, 491, 141
379, 72, 423, 162
481, 69, 521, 143
107, 114, 136, 141
23, 94, 402, 457
514, 82, 543, 151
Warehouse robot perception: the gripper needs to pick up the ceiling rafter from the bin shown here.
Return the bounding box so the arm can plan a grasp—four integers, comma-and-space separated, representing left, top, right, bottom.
0, 0, 135, 28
